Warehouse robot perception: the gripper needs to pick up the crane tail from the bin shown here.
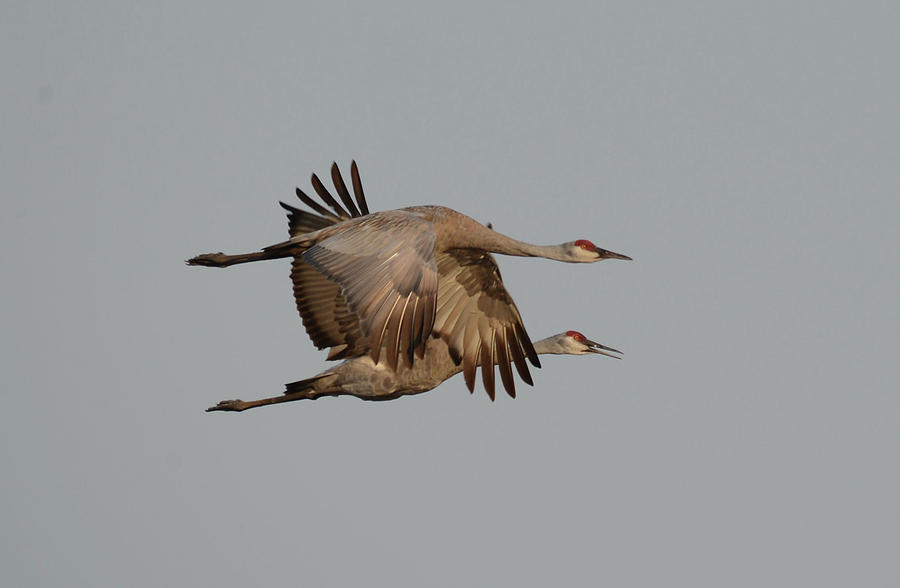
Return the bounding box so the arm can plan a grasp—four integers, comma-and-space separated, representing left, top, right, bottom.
284, 373, 334, 395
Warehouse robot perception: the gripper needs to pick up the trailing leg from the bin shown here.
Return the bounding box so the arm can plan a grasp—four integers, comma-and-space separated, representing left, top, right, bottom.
205, 373, 338, 413
187, 235, 316, 268
206, 389, 317, 412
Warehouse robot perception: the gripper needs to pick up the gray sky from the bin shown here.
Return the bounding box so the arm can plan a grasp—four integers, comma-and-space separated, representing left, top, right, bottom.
3, 2, 899, 586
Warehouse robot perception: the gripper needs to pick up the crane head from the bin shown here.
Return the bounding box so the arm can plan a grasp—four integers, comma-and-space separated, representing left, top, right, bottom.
570, 239, 632, 262
552, 331, 623, 358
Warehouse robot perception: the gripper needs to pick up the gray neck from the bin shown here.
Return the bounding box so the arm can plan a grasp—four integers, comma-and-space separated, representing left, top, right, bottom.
532, 336, 567, 355
460, 222, 573, 261
488, 237, 572, 261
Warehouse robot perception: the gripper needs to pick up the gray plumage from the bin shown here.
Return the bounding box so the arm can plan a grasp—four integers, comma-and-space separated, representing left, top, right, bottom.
207, 330, 622, 412
188, 162, 630, 400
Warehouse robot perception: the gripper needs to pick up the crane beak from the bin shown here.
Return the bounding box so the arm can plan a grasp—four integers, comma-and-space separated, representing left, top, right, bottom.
586, 339, 623, 359
595, 248, 632, 261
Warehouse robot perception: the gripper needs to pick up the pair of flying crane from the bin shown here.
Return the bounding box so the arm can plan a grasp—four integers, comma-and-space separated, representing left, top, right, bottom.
189, 162, 630, 412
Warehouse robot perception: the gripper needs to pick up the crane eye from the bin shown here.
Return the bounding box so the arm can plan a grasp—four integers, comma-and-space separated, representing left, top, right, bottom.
566, 330, 586, 342
574, 239, 595, 250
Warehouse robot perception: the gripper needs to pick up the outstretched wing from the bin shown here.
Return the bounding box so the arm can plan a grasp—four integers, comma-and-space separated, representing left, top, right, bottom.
289, 259, 368, 360
281, 162, 372, 360
302, 211, 439, 371
432, 249, 540, 400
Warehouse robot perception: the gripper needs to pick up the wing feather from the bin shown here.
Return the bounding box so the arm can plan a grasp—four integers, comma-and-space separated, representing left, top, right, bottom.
495, 329, 515, 398
480, 328, 496, 400
290, 259, 367, 359
399, 294, 418, 368
462, 327, 480, 393
350, 161, 370, 215
330, 162, 361, 217
280, 201, 334, 235
301, 211, 439, 368
507, 324, 533, 385
310, 172, 350, 218
294, 187, 342, 221
379, 295, 406, 371
434, 249, 538, 398
283, 163, 372, 360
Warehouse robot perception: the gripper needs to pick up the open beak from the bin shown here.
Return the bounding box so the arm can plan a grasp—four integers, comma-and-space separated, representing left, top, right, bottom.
596, 248, 632, 261
587, 339, 623, 359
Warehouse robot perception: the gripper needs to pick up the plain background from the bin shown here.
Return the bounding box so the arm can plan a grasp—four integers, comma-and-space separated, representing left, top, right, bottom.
3, 2, 899, 586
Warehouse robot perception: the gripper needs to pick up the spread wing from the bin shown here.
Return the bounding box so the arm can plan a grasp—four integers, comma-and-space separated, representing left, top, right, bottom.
290, 259, 368, 360
302, 211, 439, 371
275, 162, 533, 395
280, 162, 372, 360
432, 249, 540, 400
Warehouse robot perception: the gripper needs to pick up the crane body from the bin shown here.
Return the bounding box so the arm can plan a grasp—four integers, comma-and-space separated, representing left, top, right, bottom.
207, 331, 621, 411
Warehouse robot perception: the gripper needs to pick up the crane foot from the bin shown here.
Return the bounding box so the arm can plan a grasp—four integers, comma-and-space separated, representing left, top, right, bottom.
206, 399, 249, 412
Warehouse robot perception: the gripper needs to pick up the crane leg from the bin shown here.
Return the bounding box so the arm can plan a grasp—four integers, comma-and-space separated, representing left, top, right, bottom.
206, 389, 318, 412
187, 250, 280, 267
187, 236, 315, 268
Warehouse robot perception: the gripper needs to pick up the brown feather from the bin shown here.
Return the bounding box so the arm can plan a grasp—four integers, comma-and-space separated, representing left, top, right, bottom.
280, 201, 333, 236
432, 249, 536, 398
294, 187, 341, 220
330, 162, 361, 217
517, 322, 541, 368
350, 160, 369, 215
495, 329, 515, 398
507, 324, 532, 385
382, 295, 406, 371
399, 295, 418, 368
463, 334, 479, 393
301, 212, 438, 369
480, 339, 495, 401
290, 259, 366, 357
369, 294, 402, 366
311, 173, 350, 218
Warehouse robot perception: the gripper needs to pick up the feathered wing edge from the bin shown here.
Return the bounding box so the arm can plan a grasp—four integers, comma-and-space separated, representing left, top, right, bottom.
433, 250, 540, 400
279, 161, 370, 233
280, 162, 372, 359
284, 163, 442, 372
301, 212, 439, 371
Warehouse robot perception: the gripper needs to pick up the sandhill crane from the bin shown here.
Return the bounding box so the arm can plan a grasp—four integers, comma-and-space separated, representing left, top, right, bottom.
188, 162, 630, 399
207, 330, 622, 412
